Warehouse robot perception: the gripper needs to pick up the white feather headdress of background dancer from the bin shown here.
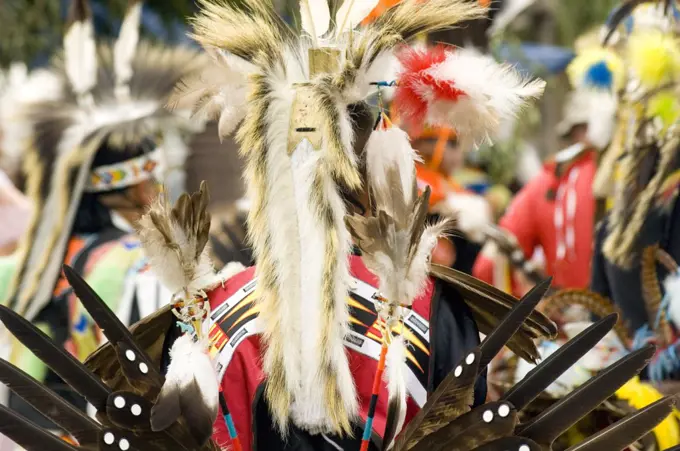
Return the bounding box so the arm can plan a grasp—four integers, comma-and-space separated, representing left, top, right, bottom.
181, 0, 544, 435
3, 0, 207, 323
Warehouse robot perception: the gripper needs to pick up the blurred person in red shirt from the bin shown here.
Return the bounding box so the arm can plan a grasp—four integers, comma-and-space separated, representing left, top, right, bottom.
473, 90, 602, 296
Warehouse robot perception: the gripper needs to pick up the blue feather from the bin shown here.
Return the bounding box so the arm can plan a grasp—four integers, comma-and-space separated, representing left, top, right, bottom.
584, 61, 613, 90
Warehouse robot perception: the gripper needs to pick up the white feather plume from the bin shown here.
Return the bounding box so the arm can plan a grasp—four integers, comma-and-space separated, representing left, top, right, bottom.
300, 0, 331, 43
441, 192, 492, 243
114, 0, 143, 97
335, 0, 379, 36
64, 15, 98, 99
422, 48, 545, 151
172, 49, 254, 140
384, 335, 408, 449
586, 91, 618, 150
0, 65, 64, 174
664, 272, 680, 329
365, 123, 422, 211
150, 334, 219, 445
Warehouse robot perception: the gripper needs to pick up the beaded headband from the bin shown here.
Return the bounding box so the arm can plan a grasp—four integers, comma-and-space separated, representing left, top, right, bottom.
85, 148, 162, 193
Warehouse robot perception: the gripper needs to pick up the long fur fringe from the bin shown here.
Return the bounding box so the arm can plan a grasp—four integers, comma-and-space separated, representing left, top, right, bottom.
185, 0, 533, 437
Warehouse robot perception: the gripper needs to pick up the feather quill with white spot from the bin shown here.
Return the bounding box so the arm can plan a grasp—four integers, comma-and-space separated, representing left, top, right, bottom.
63, 0, 97, 99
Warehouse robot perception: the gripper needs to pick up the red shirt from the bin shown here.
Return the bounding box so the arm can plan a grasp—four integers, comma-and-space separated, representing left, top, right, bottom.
209, 255, 435, 450
473, 151, 597, 295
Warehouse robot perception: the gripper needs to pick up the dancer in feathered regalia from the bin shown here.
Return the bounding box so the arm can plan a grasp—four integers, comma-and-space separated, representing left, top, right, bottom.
0, 1, 677, 451
591, 0, 680, 338
0, 0, 207, 427
472, 41, 623, 296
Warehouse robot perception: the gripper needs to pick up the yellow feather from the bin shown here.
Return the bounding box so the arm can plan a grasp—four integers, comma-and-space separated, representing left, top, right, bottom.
616, 376, 680, 450
647, 91, 680, 131
628, 31, 680, 90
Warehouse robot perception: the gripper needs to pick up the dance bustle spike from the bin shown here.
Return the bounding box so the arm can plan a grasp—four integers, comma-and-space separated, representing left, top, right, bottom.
518, 344, 656, 447
471, 437, 541, 451
63, 265, 164, 393
503, 313, 619, 411
395, 349, 481, 449
565, 396, 676, 451
0, 405, 79, 451
0, 305, 110, 411
0, 358, 100, 446
478, 277, 553, 372
410, 401, 518, 450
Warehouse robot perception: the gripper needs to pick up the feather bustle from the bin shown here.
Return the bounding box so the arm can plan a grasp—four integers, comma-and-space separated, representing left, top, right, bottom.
541, 289, 629, 344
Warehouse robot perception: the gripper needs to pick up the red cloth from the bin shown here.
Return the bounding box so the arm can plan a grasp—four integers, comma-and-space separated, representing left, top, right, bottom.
473, 151, 597, 295
210, 255, 435, 450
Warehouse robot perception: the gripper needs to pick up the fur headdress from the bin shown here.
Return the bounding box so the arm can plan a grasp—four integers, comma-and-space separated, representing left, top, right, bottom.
5, 0, 207, 322
183, 0, 544, 435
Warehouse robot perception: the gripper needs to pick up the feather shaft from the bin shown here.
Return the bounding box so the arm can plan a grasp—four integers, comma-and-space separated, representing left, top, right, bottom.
299, 0, 330, 44
502, 314, 618, 411
0, 304, 110, 411
114, 0, 143, 96
565, 396, 675, 451
336, 0, 380, 35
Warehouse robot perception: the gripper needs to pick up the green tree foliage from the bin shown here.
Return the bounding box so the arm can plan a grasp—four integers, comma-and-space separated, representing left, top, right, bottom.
0, 0, 197, 67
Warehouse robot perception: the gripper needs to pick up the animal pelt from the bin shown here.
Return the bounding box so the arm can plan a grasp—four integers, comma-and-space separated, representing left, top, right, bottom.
151, 334, 219, 447
137, 181, 216, 297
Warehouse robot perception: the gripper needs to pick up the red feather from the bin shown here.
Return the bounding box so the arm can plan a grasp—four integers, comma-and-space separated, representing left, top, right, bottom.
393, 45, 467, 130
